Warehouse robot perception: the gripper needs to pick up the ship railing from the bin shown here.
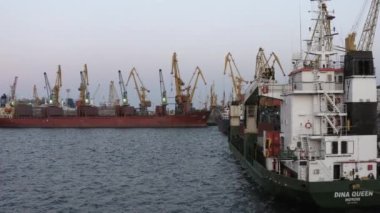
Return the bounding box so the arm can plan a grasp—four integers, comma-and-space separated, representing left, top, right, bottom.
285, 82, 343, 93
278, 150, 297, 160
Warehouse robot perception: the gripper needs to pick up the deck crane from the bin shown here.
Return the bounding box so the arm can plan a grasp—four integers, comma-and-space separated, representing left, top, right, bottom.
185, 66, 207, 106
224, 52, 248, 103
108, 81, 119, 107
10, 76, 18, 104
78, 64, 90, 106
171, 52, 189, 113
346, 0, 380, 51
118, 70, 128, 106
43, 72, 52, 104
255, 48, 286, 81
126, 67, 151, 113
159, 69, 167, 107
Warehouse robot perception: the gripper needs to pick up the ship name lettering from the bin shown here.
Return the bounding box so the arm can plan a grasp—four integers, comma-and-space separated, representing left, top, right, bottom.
351, 191, 373, 197
334, 192, 349, 198
334, 191, 374, 198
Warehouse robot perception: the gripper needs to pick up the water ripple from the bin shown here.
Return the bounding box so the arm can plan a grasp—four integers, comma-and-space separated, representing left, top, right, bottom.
1, 127, 378, 212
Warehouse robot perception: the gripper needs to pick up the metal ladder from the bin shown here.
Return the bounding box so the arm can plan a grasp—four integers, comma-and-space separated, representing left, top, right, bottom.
321, 91, 343, 135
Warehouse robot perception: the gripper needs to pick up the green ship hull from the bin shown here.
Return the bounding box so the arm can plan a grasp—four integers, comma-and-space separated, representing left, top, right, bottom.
228, 137, 380, 208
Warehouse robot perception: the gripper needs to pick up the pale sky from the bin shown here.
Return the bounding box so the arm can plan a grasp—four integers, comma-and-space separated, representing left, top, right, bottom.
0, 0, 378, 108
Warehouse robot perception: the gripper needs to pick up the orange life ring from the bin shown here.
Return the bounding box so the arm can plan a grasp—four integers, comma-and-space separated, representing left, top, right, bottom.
305, 121, 312, 129
261, 85, 269, 94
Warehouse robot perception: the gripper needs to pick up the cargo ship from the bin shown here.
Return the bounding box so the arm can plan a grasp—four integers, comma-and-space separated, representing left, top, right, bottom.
0, 105, 209, 128
0, 54, 210, 128
228, 0, 380, 208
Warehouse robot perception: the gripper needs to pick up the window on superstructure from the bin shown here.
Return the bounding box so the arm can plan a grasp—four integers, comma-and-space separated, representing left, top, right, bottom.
332, 141, 338, 154
338, 75, 343, 83
358, 60, 373, 75
327, 74, 332, 82
341, 141, 347, 154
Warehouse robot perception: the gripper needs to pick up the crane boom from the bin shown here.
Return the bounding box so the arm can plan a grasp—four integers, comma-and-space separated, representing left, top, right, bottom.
346, 0, 380, 51
52, 65, 62, 106
171, 52, 185, 101
43, 72, 52, 104
10, 76, 18, 102
255, 48, 286, 81
79, 64, 90, 105
118, 70, 128, 105
186, 66, 207, 104
126, 67, 151, 112
224, 52, 247, 103
358, 0, 380, 51
159, 69, 167, 106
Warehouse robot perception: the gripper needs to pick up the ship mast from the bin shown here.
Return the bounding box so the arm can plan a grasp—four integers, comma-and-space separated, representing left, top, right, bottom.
303, 0, 337, 69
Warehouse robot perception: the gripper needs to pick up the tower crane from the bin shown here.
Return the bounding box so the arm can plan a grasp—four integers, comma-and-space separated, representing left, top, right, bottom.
224, 52, 248, 103
126, 67, 151, 113
10, 76, 18, 104
255, 48, 286, 81
78, 64, 90, 106
159, 69, 167, 107
118, 70, 128, 106
185, 66, 207, 105
171, 52, 189, 113
108, 81, 119, 107
346, 0, 380, 51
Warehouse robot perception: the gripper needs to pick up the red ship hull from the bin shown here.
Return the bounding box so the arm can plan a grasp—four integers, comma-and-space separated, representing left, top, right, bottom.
0, 112, 209, 128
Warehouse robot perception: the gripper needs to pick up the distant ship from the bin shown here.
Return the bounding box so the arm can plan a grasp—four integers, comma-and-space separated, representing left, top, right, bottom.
228, 0, 380, 208
0, 54, 210, 128
0, 104, 209, 128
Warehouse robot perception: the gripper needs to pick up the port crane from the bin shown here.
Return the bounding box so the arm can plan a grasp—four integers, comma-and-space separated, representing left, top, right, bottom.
9, 76, 18, 104
346, 0, 380, 51
255, 48, 285, 81
126, 67, 151, 113
43, 72, 52, 104
159, 69, 168, 107
108, 81, 119, 107
43, 66, 62, 106
78, 64, 90, 106
53, 65, 62, 106
118, 70, 128, 106
171, 52, 189, 114
224, 52, 248, 103
185, 66, 207, 106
